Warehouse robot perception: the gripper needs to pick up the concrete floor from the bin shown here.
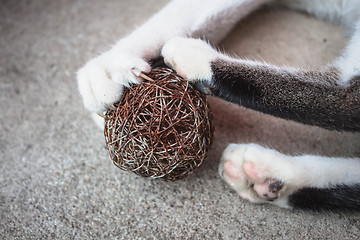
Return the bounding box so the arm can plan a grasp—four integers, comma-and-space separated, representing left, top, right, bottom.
1, 0, 360, 239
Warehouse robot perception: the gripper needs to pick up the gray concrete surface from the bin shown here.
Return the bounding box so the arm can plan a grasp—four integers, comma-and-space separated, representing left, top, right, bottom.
1, 0, 360, 239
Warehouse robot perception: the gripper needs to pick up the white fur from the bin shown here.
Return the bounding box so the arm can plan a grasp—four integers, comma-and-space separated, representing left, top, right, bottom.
77, 0, 264, 114
77, 52, 149, 112
77, 0, 360, 115
220, 144, 360, 208
162, 36, 309, 83
281, 0, 360, 29
162, 37, 219, 82
77, 0, 360, 207
334, 22, 360, 84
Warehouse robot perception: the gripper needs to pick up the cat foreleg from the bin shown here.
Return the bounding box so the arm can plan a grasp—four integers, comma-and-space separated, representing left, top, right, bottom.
77, 0, 269, 117
162, 37, 360, 131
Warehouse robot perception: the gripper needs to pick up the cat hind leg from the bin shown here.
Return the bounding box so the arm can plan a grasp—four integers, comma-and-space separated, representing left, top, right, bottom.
220, 144, 294, 207
220, 143, 360, 210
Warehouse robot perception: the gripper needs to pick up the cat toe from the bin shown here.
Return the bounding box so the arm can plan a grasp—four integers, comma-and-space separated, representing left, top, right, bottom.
220, 143, 290, 206
77, 52, 151, 113
162, 37, 218, 82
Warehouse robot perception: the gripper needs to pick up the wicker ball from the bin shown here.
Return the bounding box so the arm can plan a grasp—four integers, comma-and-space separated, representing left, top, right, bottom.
104, 67, 214, 181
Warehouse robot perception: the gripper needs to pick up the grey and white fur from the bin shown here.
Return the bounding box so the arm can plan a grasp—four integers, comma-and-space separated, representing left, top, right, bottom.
77, 0, 360, 210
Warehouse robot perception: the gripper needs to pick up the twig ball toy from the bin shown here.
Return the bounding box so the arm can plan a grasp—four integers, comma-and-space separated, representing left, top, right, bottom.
104, 67, 214, 181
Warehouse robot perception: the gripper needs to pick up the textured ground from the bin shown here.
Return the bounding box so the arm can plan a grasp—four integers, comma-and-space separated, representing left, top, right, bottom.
1, 0, 360, 239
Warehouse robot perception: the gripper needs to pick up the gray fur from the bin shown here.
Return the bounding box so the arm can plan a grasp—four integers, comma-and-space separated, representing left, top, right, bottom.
204, 59, 360, 131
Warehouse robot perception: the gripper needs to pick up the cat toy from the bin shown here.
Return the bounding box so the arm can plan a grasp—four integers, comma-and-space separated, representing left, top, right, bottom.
103, 67, 214, 181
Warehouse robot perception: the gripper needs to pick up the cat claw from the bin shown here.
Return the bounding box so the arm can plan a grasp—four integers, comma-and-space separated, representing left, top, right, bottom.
97, 112, 105, 118
96, 104, 116, 118
107, 104, 117, 111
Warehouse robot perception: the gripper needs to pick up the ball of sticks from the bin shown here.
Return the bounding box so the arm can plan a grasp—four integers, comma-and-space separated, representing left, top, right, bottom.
104, 67, 214, 181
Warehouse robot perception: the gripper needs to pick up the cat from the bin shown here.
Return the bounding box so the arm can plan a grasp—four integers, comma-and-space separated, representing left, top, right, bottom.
77, 0, 360, 210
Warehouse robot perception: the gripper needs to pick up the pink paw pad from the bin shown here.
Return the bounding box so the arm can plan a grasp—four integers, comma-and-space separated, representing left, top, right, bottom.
223, 160, 241, 179
242, 161, 259, 181
242, 160, 284, 201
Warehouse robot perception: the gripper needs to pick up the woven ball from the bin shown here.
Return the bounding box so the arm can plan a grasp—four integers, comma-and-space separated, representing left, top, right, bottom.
104, 67, 214, 181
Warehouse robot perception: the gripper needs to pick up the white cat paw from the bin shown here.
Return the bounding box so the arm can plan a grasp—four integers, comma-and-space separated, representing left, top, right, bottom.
219, 144, 296, 208
77, 51, 151, 113
161, 37, 219, 82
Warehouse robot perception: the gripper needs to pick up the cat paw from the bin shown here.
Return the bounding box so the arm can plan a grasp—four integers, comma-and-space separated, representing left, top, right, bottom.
161, 37, 219, 82
77, 51, 151, 113
219, 144, 295, 208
